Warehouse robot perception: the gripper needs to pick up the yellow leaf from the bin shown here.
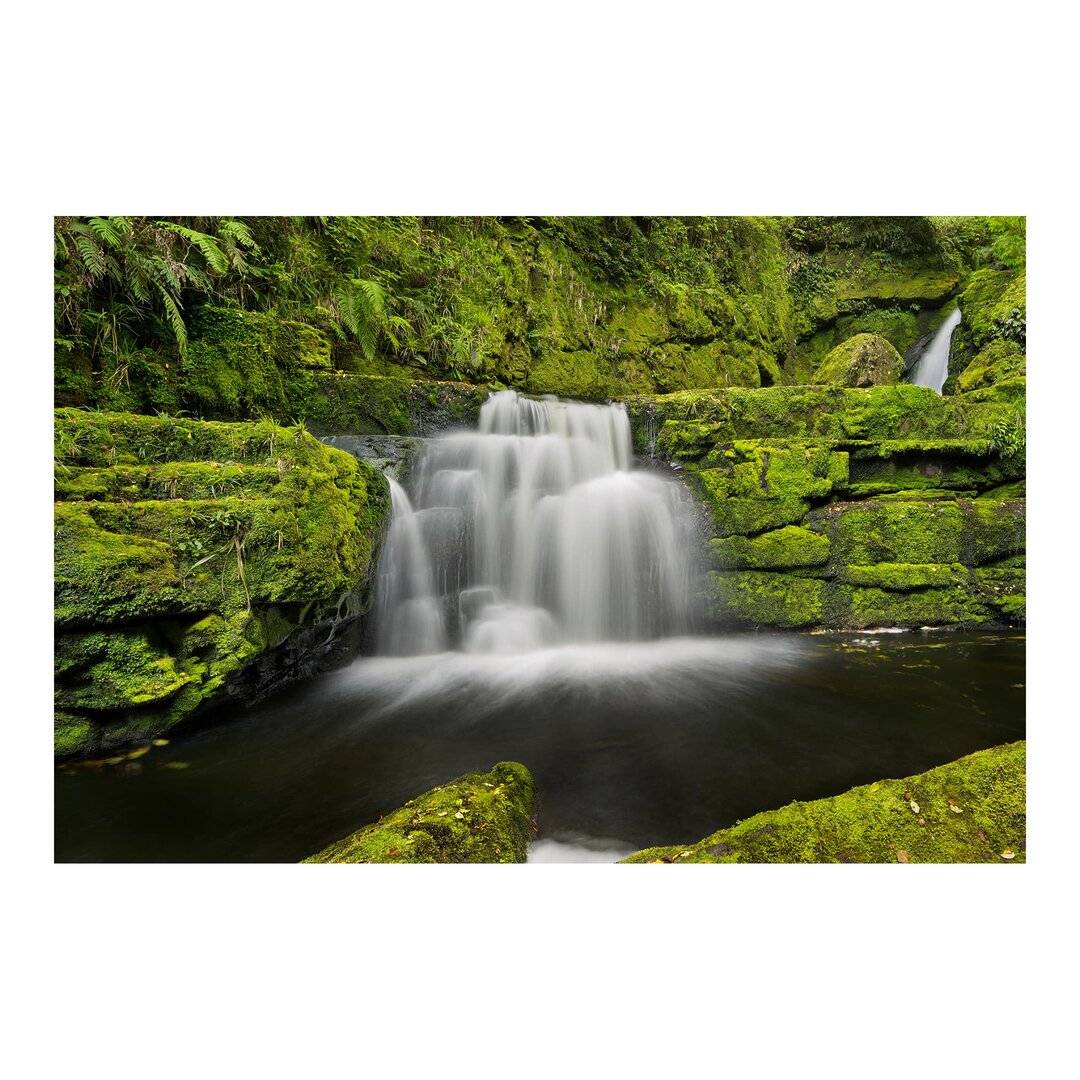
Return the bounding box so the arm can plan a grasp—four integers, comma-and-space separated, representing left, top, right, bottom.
950, 805, 962, 814
910, 801, 920, 814
162, 761, 190, 770
152, 739, 170, 747
126, 746, 151, 760
1001, 850, 1015, 859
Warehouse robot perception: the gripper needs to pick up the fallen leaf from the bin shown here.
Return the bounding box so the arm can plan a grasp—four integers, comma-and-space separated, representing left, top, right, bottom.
1001, 850, 1015, 860
104, 756, 125, 765
162, 761, 190, 770
918, 818, 926, 826
897, 850, 910, 863
910, 801, 920, 814
679, 851, 691, 858
152, 739, 170, 747
454, 811, 464, 820
437, 811, 448, 817
947, 798, 957, 806
904, 791, 912, 801
126, 746, 151, 760
978, 831, 988, 843
950, 805, 963, 814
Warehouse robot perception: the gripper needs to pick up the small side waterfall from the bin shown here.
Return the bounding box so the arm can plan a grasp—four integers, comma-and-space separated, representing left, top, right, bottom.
373, 390, 698, 655
909, 307, 962, 393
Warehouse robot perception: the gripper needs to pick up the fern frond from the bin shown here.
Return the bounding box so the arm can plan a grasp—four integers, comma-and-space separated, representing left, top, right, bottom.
219, 219, 257, 251
73, 233, 106, 279
158, 289, 188, 355
88, 217, 124, 249
354, 276, 387, 315
157, 221, 230, 274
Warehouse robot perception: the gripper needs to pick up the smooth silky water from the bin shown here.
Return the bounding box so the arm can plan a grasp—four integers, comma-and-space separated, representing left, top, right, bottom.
54, 392, 1025, 862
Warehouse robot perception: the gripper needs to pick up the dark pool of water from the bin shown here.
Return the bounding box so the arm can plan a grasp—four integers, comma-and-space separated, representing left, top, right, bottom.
54, 632, 1025, 862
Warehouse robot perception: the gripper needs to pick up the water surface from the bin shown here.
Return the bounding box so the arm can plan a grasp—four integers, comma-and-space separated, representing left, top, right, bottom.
54, 631, 1025, 862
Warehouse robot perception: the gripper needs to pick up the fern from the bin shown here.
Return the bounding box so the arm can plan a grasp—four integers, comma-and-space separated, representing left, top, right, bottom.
157, 221, 230, 274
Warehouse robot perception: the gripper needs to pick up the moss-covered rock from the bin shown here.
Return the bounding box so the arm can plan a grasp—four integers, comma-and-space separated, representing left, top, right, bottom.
621, 741, 1025, 864
302, 762, 536, 863
813, 333, 905, 388
705, 571, 824, 628
811, 499, 1025, 567
54, 410, 390, 756
709, 526, 830, 570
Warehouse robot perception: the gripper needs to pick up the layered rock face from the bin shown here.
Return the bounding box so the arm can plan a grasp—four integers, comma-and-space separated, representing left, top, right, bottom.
54, 410, 389, 757
628, 383, 1025, 629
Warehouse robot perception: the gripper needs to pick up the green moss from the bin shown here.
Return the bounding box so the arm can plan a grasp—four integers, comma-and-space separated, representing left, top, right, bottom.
710, 526, 830, 570
691, 442, 848, 500
841, 583, 992, 628
179, 306, 331, 419
812, 499, 1024, 567
706, 571, 824, 628
302, 762, 536, 864
621, 741, 1025, 864
813, 334, 904, 388
55, 628, 191, 710
956, 339, 1027, 393
54, 409, 390, 755
972, 568, 1026, 623
839, 563, 969, 589
53, 711, 97, 758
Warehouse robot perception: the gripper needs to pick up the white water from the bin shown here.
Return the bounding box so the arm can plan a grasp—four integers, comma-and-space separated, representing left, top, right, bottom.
373, 390, 699, 655
909, 307, 962, 393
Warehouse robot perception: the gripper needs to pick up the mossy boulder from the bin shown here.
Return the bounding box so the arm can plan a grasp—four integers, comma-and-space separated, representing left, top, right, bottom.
302, 762, 536, 863
705, 571, 824, 628
811, 499, 1025, 567
813, 334, 904, 388
54, 410, 389, 757
621, 741, 1025, 864
709, 526, 830, 570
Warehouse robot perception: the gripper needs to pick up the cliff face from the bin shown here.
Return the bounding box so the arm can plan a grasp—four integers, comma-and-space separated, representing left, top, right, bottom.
628, 384, 1025, 630
54, 410, 389, 757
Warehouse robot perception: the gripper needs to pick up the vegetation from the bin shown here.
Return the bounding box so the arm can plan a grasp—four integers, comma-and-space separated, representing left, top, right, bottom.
622, 741, 1025, 864
55, 216, 1022, 415
302, 762, 536, 863
54, 410, 389, 756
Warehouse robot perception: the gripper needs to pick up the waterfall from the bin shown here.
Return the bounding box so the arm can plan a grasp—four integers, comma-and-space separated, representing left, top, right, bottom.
373, 390, 698, 656
909, 307, 962, 393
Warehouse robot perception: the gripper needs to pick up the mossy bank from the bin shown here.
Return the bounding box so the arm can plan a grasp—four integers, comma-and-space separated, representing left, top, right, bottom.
54, 409, 389, 758
622, 741, 1025, 864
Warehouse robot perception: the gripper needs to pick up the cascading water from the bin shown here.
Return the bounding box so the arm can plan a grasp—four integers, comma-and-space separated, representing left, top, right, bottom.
909, 307, 962, 393
373, 390, 699, 655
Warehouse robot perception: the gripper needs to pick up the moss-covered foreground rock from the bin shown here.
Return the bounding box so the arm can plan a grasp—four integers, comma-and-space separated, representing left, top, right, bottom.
621, 742, 1025, 864
54, 410, 389, 757
302, 762, 536, 863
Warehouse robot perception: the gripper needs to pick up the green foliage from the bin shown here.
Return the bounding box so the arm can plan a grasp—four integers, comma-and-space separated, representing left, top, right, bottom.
988, 412, 1026, 461
54, 216, 257, 364
987, 216, 1026, 271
